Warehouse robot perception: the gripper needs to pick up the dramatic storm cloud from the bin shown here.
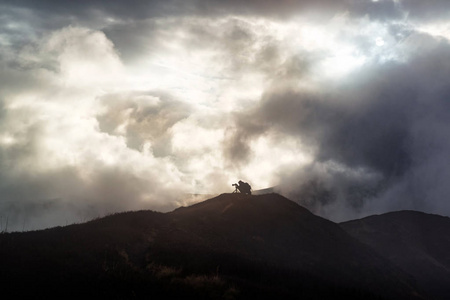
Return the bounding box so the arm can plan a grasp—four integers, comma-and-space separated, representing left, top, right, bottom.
233, 37, 450, 220
1, 0, 450, 230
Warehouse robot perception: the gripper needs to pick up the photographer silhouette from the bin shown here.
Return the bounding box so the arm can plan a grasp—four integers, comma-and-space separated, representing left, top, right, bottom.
232, 180, 252, 195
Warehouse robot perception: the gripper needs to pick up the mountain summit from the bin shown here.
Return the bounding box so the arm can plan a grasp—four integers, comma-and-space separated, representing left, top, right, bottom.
0, 193, 437, 299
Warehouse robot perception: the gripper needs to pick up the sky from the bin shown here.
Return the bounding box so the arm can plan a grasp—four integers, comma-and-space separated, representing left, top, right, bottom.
1, 0, 450, 231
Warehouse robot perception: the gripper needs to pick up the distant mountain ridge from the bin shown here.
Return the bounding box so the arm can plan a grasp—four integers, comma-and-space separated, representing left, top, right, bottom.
0, 193, 448, 299
341, 210, 450, 300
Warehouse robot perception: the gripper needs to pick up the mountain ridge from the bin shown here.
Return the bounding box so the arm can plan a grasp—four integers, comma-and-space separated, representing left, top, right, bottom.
0, 193, 445, 299
341, 210, 450, 300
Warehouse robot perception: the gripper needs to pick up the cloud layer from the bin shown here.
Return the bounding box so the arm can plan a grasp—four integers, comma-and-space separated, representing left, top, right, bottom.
232, 36, 450, 220
1, 0, 450, 230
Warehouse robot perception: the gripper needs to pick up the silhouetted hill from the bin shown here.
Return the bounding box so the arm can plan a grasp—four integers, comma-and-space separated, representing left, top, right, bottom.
0, 194, 425, 299
341, 210, 450, 300
163, 194, 418, 298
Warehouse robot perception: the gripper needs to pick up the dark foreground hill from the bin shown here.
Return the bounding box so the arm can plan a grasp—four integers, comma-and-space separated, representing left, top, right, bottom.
341, 210, 450, 300
0, 193, 427, 299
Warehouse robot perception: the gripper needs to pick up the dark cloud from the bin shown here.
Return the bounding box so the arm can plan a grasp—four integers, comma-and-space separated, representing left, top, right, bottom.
347, 0, 450, 22
4, 0, 450, 28
399, 0, 450, 21
102, 20, 160, 63
1, 0, 415, 24
349, 0, 402, 21
4, 0, 345, 19
277, 162, 384, 218
227, 35, 450, 220
2, 0, 175, 20
223, 114, 266, 166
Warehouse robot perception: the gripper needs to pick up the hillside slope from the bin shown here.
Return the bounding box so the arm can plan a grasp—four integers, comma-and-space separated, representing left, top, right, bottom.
341, 210, 450, 300
0, 193, 422, 299
160, 193, 418, 299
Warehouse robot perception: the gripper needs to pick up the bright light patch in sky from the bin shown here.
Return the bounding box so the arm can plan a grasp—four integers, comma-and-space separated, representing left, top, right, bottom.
0, 134, 15, 146
321, 51, 367, 78
375, 37, 385, 46
417, 22, 450, 41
